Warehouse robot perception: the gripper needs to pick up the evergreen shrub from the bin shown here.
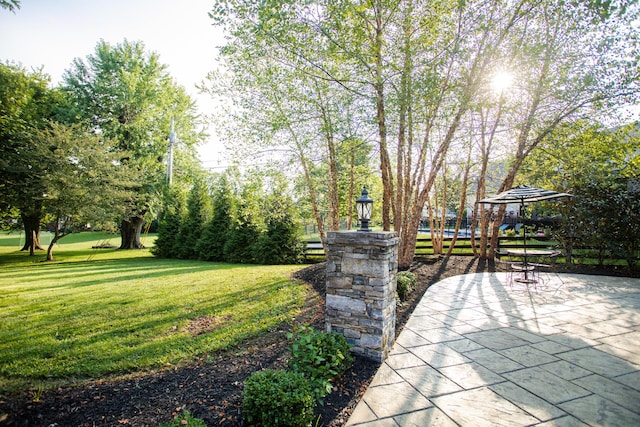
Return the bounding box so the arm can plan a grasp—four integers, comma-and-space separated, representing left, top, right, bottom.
243, 369, 315, 427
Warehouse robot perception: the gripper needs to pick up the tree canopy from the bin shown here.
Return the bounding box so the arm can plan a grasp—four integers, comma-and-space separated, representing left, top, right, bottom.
0, 62, 67, 252
521, 121, 640, 268
35, 122, 136, 261
208, 0, 639, 267
63, 39, 205, 248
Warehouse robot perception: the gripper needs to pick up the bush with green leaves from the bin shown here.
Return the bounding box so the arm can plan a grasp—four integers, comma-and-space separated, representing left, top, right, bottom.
287, 326, 354, 400
255, 213, 304, 264
243, 369, 315, 427
396, 271, 417, 302
152, 188, 186, 258
158, 410, 207, 427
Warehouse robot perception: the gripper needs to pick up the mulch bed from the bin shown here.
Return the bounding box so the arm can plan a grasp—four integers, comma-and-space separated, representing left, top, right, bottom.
1, 256, 637, 426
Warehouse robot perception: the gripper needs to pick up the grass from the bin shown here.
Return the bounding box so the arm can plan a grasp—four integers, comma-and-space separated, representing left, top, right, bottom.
0, 231, 307, 393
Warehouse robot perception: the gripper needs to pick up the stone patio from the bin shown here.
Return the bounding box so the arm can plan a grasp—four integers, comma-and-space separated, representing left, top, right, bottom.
346, 272, 640, 426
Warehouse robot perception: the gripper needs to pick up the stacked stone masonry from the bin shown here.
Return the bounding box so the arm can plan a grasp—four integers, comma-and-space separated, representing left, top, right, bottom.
324, 231, 400, 362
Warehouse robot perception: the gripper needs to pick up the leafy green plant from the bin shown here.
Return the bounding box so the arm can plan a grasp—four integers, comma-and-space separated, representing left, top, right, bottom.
29, 384, 45, 403
287, 326, 354, 400
243, 369, 315, 427
158, 410, 207, 427
396, 271, 417, 302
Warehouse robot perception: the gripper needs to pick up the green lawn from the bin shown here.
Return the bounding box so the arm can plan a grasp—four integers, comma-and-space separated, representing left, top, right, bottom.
0, 232, 307, 393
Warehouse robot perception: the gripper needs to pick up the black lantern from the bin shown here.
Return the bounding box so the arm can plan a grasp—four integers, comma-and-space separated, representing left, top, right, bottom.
356, 186, 373, 232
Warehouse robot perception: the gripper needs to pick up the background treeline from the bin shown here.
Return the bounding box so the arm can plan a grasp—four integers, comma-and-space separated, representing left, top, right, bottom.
520, 121, 640, 270
153, 168, 305, 265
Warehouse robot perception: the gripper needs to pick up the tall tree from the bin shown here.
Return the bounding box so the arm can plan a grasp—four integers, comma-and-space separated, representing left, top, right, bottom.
476, 1, 639, 257
63, 39, 204, 249
176, 176, 212, 259
206, 4, 374, 242
223, 173, 262, 263
255, 170, 304, 264
152, 186, 187, 259
197, 172, 235, 262
34, 123, 134, 261
0, 62, 66, 254
209, 0, 639, 267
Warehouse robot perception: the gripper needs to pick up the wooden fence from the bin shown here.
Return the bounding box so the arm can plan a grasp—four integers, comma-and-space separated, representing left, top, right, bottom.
304, 235, 555, 260
304, 234, 638, 267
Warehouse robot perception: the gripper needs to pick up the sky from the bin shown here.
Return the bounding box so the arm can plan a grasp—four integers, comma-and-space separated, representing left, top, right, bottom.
0, 0, 227, 166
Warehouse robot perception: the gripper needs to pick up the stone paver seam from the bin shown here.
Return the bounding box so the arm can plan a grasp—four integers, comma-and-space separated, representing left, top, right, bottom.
537, 360, 594, 382
346, 399, 375, 426
460, 337, 532, 373
424, 384, 556, 427
611, 371, 640, 394
510, 364, 597, 406
460, 353, 526, 376
443, 343, 572, 413
433, 363, 509, 391
348, 409, 402, 426
506, 371, 599, 421
488, 383, 571, 424
388, 367, 461, 423
391, 408, 461, 427
471, 342, 594, 405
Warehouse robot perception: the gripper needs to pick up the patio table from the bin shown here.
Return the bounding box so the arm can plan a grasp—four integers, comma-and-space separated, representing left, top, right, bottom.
505, 249, 558, 286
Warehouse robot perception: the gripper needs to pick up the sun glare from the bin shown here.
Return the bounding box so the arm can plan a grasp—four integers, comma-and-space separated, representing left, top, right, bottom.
491, 71, 514, 93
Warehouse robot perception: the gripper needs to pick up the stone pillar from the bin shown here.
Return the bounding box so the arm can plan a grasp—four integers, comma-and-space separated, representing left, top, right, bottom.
325, 231, 400, 362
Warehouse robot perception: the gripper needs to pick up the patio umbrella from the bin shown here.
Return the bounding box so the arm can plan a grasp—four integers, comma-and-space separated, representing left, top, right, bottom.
478, 185, 572, 272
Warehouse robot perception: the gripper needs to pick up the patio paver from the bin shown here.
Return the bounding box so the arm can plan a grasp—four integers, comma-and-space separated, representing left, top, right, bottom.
346, 272, 640, 426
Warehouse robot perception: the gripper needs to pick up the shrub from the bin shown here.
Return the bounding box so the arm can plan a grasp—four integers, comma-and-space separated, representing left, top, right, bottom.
176, 178, 212, 260
396, 271, 417, 302
287, 326, 354, 400
243, 369, 315, 427
197, 175, 234, 262
255, 214, 304, 265
152, 188, 186, 258
159, 410, 207, 427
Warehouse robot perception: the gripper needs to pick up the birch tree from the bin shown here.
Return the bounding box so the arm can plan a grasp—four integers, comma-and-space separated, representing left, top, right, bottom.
208, 0, 639, 267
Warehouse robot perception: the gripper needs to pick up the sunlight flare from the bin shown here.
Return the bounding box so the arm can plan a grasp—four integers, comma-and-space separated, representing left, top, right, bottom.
491, 71, 514, 94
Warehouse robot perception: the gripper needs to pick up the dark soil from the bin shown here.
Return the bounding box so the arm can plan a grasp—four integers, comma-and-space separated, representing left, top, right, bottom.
1, 256, 637, 427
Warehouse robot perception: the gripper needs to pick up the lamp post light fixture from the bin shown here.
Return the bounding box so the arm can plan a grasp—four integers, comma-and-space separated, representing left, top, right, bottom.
356, 186, 373, 232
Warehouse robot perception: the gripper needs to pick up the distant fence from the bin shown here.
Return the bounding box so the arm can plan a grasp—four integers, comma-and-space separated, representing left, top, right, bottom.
304, 234, 638, 267
304, 235, 536, 260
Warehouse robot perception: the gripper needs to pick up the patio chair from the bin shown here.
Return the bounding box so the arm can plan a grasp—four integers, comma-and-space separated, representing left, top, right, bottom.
514, 223, 523, 235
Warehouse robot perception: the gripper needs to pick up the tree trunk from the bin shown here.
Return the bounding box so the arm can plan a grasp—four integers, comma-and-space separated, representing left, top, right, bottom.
46, 230, 63, 262
120, 214, 146, 249
286, 120, 327, 246
447, 141, 472, 256
347, 143, 355, 230
322, 110, 340, 232
328, 138, 340, 231
373, 0, 393, 231
397, 106, 465, 269
45, 216, 69, 261
475, 102, 503, 258
395, 2, 413, 238
20, 211, 44, 255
